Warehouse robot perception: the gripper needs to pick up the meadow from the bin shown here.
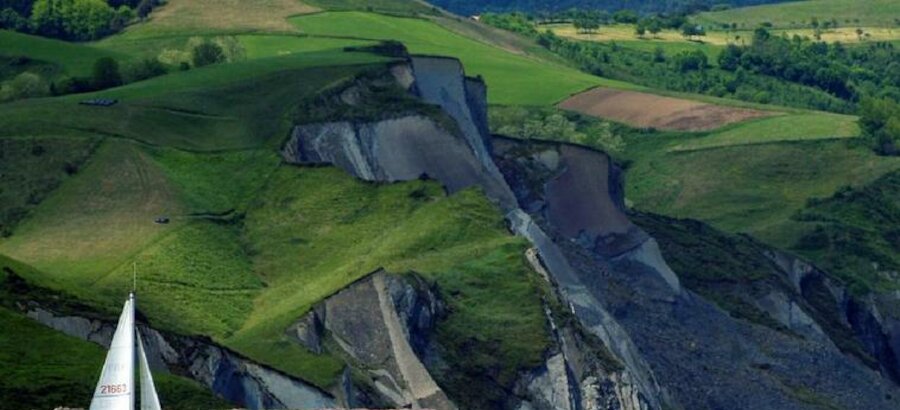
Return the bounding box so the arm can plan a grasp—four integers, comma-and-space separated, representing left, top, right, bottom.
696, 0, 900, 29
623, 136, 900, 248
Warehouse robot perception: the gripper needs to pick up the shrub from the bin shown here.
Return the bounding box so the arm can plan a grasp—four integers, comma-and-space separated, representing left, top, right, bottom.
122, 58, 167, 83
52, 76, 94, 95
92, 57, 122, 89
0, 7, 29, 31
191, 41, 225, 67
0, 72, 50, 101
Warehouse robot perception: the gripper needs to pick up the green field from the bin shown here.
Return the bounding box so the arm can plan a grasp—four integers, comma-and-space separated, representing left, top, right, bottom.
0, 51, 385, 150
0, 30, 127, 77
291, 11, 621, 105
670, 113, 860, 152
624, 136, 900, 247
696, 0, 900, 29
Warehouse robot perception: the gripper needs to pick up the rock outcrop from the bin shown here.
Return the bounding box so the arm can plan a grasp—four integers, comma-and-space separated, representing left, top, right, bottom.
24, 306, 334, 410
284, 56, 516, 210
279, 54, 900, 409
287, 270, 454, 410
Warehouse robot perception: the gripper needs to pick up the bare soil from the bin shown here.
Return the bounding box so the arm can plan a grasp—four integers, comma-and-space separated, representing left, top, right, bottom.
559, 88, 776, 132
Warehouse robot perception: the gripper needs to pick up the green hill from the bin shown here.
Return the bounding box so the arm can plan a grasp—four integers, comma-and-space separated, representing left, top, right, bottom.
3, 0, 900, 407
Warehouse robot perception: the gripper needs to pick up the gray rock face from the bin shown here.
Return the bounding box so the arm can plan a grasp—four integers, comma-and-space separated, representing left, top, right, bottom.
289, 270, 455, 410
25, 305, 334, 410
283, 57, 516, 210
285, 116, 511, 207
495, 138, 900, 410
280, 55, 900, 409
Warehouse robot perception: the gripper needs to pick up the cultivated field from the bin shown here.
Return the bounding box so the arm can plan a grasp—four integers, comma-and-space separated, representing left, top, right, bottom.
546, 22, 900, 48
696, 0, 900, 29
559, 87, 775, 131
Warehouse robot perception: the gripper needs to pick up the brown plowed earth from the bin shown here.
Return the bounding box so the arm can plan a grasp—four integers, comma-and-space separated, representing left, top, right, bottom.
559, 88, 777, 131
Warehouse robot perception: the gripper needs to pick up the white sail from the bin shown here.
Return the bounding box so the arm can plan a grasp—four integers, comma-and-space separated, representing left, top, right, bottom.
137, 332, 162, 410
89, 294, 135, 410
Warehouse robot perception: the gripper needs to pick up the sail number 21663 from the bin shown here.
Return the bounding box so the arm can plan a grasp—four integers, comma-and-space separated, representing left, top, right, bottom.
100, 384, 128, 395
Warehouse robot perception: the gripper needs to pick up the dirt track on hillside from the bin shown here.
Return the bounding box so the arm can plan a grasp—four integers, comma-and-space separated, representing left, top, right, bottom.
559, 88, 776, 131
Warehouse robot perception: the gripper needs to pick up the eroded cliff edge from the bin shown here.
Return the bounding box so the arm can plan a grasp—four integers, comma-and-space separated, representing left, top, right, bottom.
282, 55, 900, 409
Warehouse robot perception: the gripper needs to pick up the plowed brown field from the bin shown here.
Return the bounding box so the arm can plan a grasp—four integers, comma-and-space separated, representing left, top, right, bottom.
559, 88, 777, 131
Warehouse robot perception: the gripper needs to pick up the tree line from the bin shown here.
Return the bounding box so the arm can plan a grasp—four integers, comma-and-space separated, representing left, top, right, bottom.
0, 0, 160, 41
482, 13, 899, 154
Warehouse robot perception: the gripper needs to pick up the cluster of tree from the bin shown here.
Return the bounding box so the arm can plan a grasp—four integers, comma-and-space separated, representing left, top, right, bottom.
489, 105, 626, 154
717, 28, 900, 101
527, 29, 854, 112
430, 0, 794, 17
1, 40, 229, 102
859, 97, 900, 155
0, 0, 159, 41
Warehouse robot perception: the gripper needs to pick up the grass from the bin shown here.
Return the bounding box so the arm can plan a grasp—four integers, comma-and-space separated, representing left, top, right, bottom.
291, 11, 619, 105
0, 137, 99, 237
112, 0, 317, 39
670, 113, 860, 152
0, 301, 227, 410
624, 136, 900, 248
696, 0, 900, 29
303, 0, 435, 15
545, 22, 736, 47
0, 140, 549, 392
227, 166, 548, 389
237, 34, 374, 59
0, 30, 128, 77
0, 51, 385, 150
791, 170, 900, 294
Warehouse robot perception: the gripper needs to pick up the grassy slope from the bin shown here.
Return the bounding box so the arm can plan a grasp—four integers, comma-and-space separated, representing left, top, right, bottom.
0, 142, 549, 388
624, 135, 900, 248
0, 137, 99, 236
791, 170, 900, 294
0, 261, 227, 410
0, 51, 385, 150
291, 11, 619, 105
670, 113, 859, 152
696, 0, 900, 29
0, 30, 128, 77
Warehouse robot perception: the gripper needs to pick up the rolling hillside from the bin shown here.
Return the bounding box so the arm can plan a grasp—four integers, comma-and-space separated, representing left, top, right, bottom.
696, 0, 900, 29
2, 0, 900, 408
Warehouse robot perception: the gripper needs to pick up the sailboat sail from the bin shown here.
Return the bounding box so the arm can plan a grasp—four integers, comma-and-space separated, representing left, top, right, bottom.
137, 333, 162, 410
89, 295, 135, 410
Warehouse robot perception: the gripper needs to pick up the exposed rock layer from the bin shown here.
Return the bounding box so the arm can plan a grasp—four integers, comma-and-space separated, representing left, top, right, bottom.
24, 305, 334, 410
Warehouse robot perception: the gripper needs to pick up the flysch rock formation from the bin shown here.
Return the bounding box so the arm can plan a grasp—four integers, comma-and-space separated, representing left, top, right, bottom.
23, 304, 334, 410
288, 270, 454, 410
282, 54, 900, 409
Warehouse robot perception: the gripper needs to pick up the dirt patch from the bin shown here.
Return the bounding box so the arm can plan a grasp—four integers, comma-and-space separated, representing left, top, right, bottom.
559, 88, 776, 132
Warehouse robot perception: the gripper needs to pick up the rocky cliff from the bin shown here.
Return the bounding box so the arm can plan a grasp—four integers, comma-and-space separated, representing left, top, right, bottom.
280, 54, 900, 409
5, 279, 335, 410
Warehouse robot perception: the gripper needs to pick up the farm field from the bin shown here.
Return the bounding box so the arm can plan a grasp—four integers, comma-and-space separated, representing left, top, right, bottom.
545, 22, 900, 50
559, 87, 776, 131
669, 113, 860, 151
696, 0, 900, 29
